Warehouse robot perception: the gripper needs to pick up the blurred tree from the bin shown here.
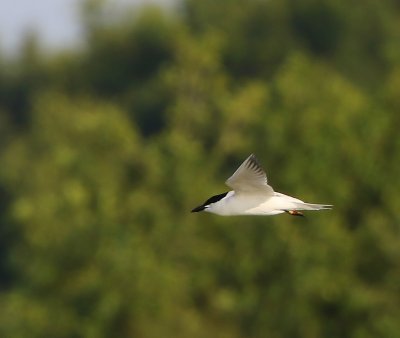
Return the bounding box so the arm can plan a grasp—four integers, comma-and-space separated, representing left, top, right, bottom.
0, 92, 189, 337
0, 0, 399, 337
78, 5, 178, 136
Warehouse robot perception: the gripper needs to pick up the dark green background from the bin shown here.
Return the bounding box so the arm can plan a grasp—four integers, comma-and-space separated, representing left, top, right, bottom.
1, 0, 400, 337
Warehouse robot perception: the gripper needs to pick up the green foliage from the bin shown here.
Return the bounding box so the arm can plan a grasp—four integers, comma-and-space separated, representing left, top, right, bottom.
0, 0, 400, 337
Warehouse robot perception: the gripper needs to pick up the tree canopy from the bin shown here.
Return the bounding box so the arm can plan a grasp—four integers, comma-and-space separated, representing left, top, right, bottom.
0, 0, 400, 337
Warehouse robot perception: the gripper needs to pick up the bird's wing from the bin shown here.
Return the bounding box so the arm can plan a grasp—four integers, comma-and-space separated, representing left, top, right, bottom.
225, 154, 274, 194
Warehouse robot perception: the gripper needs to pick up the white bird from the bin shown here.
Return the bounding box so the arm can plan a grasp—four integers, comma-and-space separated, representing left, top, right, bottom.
191, 154, 332, 216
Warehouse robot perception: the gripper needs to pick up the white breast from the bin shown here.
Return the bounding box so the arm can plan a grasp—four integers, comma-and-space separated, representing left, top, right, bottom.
206, 191, 276, 216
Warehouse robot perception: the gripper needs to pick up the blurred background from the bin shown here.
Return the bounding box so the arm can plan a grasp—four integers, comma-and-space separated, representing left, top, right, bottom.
1, 0, 400, 337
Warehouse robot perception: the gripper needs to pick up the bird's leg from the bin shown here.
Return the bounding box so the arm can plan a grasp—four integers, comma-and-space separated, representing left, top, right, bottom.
286, 210, 304, 217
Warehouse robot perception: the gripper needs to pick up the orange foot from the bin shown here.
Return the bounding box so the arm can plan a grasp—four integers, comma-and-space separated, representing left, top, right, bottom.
286, 210, 304, 217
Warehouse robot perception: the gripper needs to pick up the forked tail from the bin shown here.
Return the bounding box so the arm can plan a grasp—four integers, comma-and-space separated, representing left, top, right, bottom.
293, 202, 333, 211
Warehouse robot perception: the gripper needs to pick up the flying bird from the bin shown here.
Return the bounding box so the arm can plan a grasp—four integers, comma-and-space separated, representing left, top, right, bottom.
191, 154, 332, 216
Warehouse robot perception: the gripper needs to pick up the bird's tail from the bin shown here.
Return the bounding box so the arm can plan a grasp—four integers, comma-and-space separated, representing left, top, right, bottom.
293, 202, 333, 211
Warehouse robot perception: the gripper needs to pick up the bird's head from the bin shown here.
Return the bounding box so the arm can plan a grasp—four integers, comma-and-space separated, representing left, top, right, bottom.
191, 192, 228, 213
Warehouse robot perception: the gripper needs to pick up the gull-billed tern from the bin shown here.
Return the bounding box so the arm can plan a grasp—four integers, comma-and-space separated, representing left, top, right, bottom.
191, 154, 332, 216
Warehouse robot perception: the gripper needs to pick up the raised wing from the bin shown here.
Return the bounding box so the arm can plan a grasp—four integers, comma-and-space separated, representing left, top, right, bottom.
225, 154, 274, 194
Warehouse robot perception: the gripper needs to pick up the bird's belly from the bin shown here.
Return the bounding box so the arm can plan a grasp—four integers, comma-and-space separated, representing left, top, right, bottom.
212, 195, 278, 216
243, 195, 297, 215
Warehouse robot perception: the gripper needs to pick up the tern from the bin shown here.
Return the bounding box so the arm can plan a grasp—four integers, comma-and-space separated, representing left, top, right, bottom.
191, 154, 332, 216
